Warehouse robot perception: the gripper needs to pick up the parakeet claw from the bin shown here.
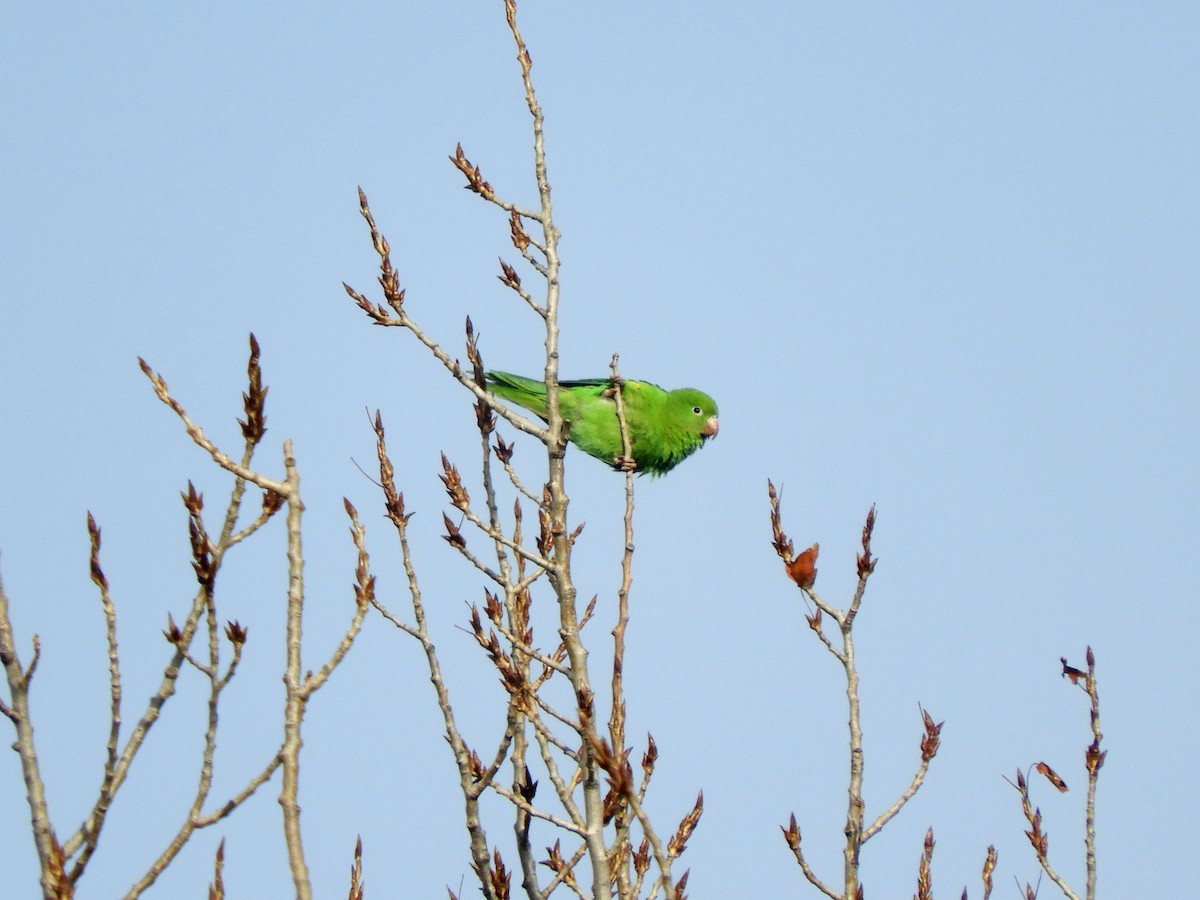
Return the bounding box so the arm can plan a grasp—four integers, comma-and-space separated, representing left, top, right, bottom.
615, 455, 638, 472
601, 375, 625, 398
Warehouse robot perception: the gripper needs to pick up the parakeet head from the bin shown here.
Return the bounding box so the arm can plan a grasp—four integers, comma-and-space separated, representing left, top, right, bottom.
670, 388, 720, 441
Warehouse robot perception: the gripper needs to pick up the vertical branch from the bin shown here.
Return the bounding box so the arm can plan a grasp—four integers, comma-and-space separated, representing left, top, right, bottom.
278, 440, 311, 899
1081, 648, 1103, 900
502, 2, 610, 894
65, 513, 124, 880
840, 617, 864, 895
772, 488, 926, 899
88, 514, 122, 808
0, 573, 67, 899
840, 509, 876, 895
467, 318, 541, 898
607, 353, 636, 894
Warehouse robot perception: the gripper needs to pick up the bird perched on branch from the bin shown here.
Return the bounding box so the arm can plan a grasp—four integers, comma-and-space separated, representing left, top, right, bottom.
485, 371, 719, 476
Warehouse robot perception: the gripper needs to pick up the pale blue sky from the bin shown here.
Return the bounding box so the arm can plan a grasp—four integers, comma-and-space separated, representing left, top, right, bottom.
2, 2, 1197, 896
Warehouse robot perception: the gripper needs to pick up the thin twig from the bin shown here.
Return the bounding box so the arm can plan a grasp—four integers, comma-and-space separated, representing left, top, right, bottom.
1081, 648, 1103, 900
863, 706, 941, 841
192, 751, 283, 827
137, 359, 288, 497
782, 824, 839, 900
0, 572, 65, 899
298, 502, 372, 699
1010, 766, 1080, 900
606, 353, 637, 894
369, 413, 500, 899
278, 441, 311, 899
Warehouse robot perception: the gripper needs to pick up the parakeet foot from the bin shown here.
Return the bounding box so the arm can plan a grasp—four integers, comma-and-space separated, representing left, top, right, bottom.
615, 455, 637, 472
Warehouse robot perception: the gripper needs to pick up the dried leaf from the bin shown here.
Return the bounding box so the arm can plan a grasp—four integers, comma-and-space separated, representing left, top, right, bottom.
1035, 761, 1068, 792
1060, 657, 1087, 684
787, 543, 819, 589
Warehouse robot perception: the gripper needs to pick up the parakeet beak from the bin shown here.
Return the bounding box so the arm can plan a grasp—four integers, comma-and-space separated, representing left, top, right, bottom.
703, 415, 719, 439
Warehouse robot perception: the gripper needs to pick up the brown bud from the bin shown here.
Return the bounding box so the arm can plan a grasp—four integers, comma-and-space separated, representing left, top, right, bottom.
87, 512, 108, 592
225, 620, 248, 646
163, 614, 183, 645
442, 512, 466, 549
494, 435, 514, 463
920, 707, 943, 761
781, 813, 801, 851
642, 734, 658, 772
668, 791, 703, 858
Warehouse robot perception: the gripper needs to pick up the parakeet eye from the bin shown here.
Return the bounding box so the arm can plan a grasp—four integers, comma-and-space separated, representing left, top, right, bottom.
692, 406, 702, 415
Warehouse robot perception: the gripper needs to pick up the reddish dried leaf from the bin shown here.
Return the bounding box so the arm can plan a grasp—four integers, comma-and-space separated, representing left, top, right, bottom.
786, 543, 819, 589
1060, 657, 1087, 684
1035, 761, 1069, 792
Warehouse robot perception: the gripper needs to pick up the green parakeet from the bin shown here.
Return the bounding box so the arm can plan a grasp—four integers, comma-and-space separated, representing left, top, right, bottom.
485, 371, 719, 476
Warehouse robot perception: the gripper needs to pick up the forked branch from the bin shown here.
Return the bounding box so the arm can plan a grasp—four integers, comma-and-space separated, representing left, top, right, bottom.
770, 484, 939, 898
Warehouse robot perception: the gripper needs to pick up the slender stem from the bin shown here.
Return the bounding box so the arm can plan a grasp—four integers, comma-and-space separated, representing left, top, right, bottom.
785, 842, 839, 900
862, 756, 932, 841
1085, 657, 1102, 900
278, 441, 311, 899
501, 2, 610, 894
608, 353, 637, 894
371, 415, 500, 900
0, 574, 65, 899
842, 623, 864, 896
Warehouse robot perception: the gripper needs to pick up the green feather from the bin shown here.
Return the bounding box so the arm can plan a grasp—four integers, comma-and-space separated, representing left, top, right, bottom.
485, 371, 719, 476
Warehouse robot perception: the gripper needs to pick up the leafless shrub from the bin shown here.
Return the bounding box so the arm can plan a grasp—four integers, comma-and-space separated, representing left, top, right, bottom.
0, 333, 369, 899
